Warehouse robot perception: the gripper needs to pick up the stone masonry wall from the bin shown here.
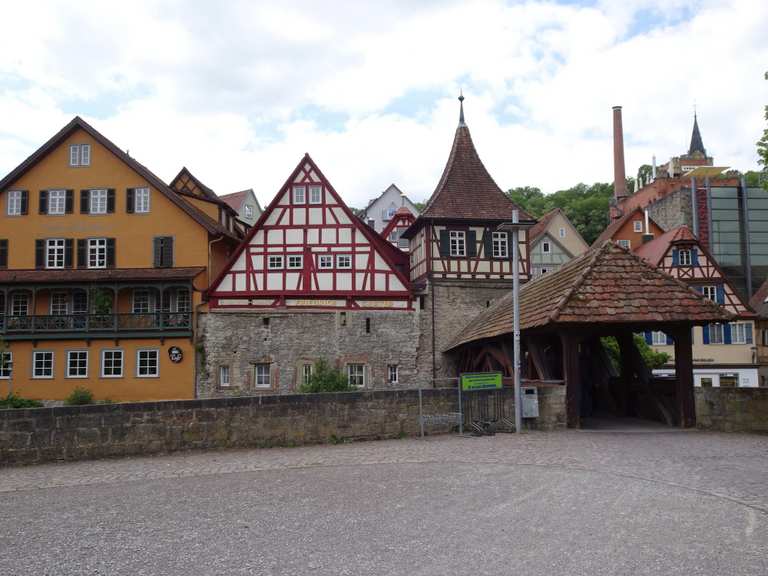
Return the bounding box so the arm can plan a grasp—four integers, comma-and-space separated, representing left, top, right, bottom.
695, 387, 768, 432
0, 386, 566, 466
198, 309, 421, 397
647, 188, 692, 234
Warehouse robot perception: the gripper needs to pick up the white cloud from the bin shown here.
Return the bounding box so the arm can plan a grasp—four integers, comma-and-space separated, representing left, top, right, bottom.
0, 0, 766, 210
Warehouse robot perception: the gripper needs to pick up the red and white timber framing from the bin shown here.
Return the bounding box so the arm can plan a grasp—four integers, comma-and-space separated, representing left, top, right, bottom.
380, 207, 416, 250
208, 154, 413, 311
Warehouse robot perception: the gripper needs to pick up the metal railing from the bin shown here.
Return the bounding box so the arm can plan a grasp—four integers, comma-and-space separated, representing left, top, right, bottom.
0, 312, 191, 335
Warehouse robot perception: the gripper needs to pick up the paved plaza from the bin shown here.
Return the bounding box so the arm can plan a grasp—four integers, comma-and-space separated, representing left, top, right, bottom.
1, 427, 767, 575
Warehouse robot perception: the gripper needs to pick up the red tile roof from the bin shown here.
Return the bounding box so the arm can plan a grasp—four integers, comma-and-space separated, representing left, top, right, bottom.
0, 267, 205, 285
446, 241, 733, 350
528, 208, 561, 243
749, 279, 768, 318
634, 225, 698, 267
219, 190, 248, 211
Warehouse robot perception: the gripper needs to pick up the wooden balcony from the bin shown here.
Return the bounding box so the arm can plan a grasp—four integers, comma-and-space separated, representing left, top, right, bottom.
0, 312, 192, 340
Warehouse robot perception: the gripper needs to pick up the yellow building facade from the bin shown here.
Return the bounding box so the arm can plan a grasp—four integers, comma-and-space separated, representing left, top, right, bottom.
0, 117, 241, 401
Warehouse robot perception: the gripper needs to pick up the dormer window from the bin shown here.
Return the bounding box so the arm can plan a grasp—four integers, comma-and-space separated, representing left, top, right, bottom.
69, 144, 91, 167
678, 249, 692, 266
292, 185, 306, 204
633, 220, 643, 233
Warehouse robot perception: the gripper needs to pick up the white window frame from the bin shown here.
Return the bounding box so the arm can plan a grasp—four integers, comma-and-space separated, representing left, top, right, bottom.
89, 189, 108, 214
80, 144, 91, 166
347, 363, 366, 388
69, 144, 90, 167
268, 255, 284, 270
287, 255, 303, 269
336, 254, 352, 269
219, 365, 231, 387
132, 290, 154, 314
174, 288, 191, 313
7, 190, 22, 216
88, 238, 108, 269
708, 324, 724, 345
542, 241, 551, 254
731, 322, 749, 345
244, 205, 253, 219
617, 239, 631, 249
449, 230, 466, 257
101, 349, 124, 378
309, 185, 322, 204
492, 232, 508, 258
136, 349, 160, 378
388, 364, 398, 384
0, 352, 12, 379
32, 351, 54, 379
254, 363, 271, 388
678, 249, 691, 266
559, 227, 566, 238
134, 187, 150, 213
46, 238, 66, 269
702, 285, 717, 302
11, 293, 29, 316
302, 363, 313, 386
651, 331, 667, 346
48, 189, 67, 215
318, 255, 333, 269
69, 145, 80, 167
292, 185, 306, 204
66, 350, 89, 379
50, 292, 70, 316
633, 220, 643, 233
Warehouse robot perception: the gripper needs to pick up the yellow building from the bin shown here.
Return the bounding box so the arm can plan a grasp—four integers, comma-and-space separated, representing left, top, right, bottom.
0, 117, 242, 402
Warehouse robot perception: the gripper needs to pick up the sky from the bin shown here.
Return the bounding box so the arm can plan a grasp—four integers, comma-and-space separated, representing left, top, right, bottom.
0, 0, 766, 210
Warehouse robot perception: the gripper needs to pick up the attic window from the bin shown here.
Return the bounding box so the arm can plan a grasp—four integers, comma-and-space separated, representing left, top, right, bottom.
678, 249, 692, 266
292, 185, 306, 204
244, 205, 253, 219
309, 185, 322, 204
559, 227, 566, 238
633, 220, 643, 233
542, 241, 551, 254
69, 144, 91, 167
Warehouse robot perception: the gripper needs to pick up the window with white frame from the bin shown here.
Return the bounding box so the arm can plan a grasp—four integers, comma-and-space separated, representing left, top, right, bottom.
347, 363, 365, 388
48, 190, 67, 215
33, 351, 54, 379
132, 290, 154, 314
101, 349, 124, 378
88, 238, 107, 269
385, 206, 396, 220
69, 144, 91, 167
244, 205, 253, 219
175, 289, 191, 313
731, 322, 750, 345
318, 254, 333, 269
651, 331, 667, 345
708, 324, 724, 345
559, 227, 566, 238
492, 232, 508, 258
542, 241, 551, 254
254, 363, 271, 388
702, 285, 717, 302
136, 349, 159, 377
0, 352, 12, 379
633, 220, 643, 233
287, 255, 303, 269
11, 293, 29, 316
50, 292, 69, 316
309, 185, 322, 204
336, 254, 352, 269
449, 231, 466, 257
66, 351, 88, 378
7, 190, 23, 216
678, 249, 692, 266
292, 185, 306, 204
268, 255, 284, 269
302, 363, 313, 386
89, 189, 108, 214
219, 365, 230, 387
388, 364, 398, 384
72, 291, 88, 315
617, 239, 631, 249
46, 238, 66, 269
134, 187, 150, 213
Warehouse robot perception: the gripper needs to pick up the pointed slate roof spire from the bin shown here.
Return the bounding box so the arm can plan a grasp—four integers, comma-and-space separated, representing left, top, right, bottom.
458, 90, 466, 127
688, 112, 706, 156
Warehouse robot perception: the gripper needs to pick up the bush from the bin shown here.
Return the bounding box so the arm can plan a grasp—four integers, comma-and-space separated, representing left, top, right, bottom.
299, 359, 353, 393
601, 335, 671, 371
0, 393, 44, 409
64, 387, 94, 406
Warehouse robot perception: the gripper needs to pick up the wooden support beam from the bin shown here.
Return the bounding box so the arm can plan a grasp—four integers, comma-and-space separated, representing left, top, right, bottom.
561, 331, 582, 428
672, 326, 696, 428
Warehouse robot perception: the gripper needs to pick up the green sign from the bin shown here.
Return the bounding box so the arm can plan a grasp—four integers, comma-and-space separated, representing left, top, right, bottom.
460, 372, 503, 391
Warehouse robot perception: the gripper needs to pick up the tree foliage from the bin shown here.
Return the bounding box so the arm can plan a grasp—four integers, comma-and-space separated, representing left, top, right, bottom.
758, 71, 768, 190
299, 359, 353, 393
601, 335, 671, 371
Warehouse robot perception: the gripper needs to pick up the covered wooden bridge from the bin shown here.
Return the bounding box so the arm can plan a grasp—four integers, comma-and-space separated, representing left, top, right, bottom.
445, 242, 733, 428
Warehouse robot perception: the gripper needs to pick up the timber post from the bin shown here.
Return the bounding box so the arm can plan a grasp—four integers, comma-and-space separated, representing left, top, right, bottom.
672, 325, 696, 428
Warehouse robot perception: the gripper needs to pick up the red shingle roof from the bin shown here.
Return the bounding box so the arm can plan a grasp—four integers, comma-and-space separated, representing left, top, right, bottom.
219, 190, 248, 211
446, 241, 733, 350
0, 267, 205, 285
634, 225, 697, 267
528, 208, 561, 243
749, 279, 768, 318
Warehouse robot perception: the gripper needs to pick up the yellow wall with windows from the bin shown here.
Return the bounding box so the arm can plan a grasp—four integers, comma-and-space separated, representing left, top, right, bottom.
650, 325, 756, 365
1, 338, 194, 401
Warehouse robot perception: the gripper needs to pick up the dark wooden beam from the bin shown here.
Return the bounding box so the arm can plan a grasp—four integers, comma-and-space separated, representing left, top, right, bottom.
672, 326, 696, 428
561, 331, 582, 428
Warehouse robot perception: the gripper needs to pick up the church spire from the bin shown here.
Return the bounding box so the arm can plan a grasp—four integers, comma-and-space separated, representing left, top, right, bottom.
688, 112, 706, 156
458, 91, 466, 127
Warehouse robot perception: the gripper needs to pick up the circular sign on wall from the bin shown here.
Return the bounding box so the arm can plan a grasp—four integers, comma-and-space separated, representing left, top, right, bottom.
168, 346, 184, 363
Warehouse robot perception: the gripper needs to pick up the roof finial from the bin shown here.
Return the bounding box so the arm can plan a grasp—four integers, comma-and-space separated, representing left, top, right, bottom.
458, 90, 466, 127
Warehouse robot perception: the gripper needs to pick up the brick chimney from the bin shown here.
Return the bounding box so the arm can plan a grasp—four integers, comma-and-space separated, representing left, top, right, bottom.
613, 106, 627, 201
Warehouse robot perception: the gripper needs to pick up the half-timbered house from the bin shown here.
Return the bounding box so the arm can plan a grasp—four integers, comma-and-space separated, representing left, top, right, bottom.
635, 226, 758, 387
380, 207, 416, 251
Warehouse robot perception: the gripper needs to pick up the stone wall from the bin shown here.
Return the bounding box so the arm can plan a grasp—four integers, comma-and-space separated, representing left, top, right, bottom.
0, 385, 567, 466
695, 387, 768, 432
648, 188, 692, 234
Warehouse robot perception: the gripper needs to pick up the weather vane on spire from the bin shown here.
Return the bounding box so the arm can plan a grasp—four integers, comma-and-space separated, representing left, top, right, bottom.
458, 90, 466, 127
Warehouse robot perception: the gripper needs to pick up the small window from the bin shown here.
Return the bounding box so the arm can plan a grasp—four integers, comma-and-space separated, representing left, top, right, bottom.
492, 232, 508, 258
678, 249, 691, 266
731, 322, 750, 345
559, 227, 566, 238
702, 285, 717, 302
707, 324, 724, 345
132, 290, 154, 314
50, 292, 70, 316
302, 363, 313, 386
46, 238, 66, 269
268, 255, 284, 269
136, 349, 159, 378
89, 189, 108, 214
651, 331, 667, 346
617, 239, 631, 249
66, 351, 88, 378
336, 254, 352, 269
254, 363, 271, 388
449, 231, 466, 257
292, 185, 306, 204
7, 190, 24, 216
11, 293, 29, 316
0, 352, 13, 379
88, 238, 108, 269
633, 220, 643, 233
287, 255, 303, 269
700, 377, 713, 388
340, 311, 347, 326
540, 267, 549, 275
365, 317, 371, 333
318, 255, 333, 269
244, 205, 253, 218
69, 144, 90, 167
347, 364, 365, 388
388, 364, 398, 384
101, 349, 124, 378
153, 236, 174, 268
542, 241, 551, 254
309, 185, 322, 204
219, 365, 231, 387
134, 188, 150, 213
33, 351, 54, 379
48, 190, 67, 215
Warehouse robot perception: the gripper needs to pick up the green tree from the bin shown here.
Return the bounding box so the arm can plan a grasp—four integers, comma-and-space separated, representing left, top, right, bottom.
601, 335, 671, 371
413, 201, 426, 212
299, 359, 353, 393
758, 71, 768, 189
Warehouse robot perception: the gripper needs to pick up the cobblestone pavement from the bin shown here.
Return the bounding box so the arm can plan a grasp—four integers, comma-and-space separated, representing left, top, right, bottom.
1, 429, 767, 575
